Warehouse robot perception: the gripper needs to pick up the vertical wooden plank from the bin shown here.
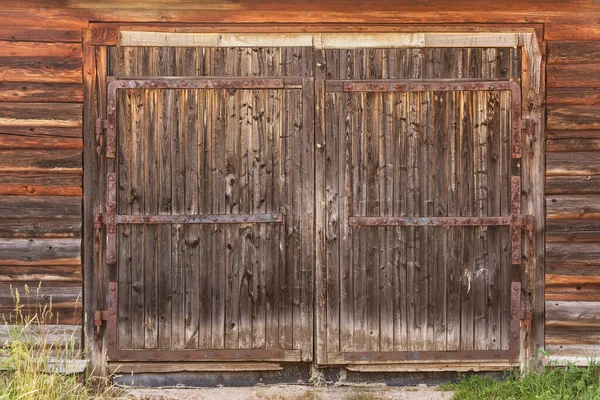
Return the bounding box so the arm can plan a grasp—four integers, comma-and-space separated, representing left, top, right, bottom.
433, 90, 448, 351
265, 82, 281, 350
446, 90, 462, 351
500, 91, 512, 350
169, 50, 186, 350
129, 86, 145, 350
224, 86, 241, 349
237, 87, 253, 350
394, 91, 409, 351
421, 90, 435, 351
339, 90, 354, 353
459, 91, 475, 351
352, 91, 367, 352
251, 88, 267, 350
484, 49, 503, 351
197, 88, 213, 349
365, 91, 380, 352
299, 77, 315, 361
406, 91, 421, 351
473, 89, 489, 351
155, 47, 172, 350
325, 90, 340, 356
83, 29, 104, 374
211, 88, 226, 350
379, 88, 394, 352
116, 47, 136, 350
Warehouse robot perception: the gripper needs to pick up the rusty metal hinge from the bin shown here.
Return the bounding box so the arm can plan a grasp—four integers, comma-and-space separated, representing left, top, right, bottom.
519, 309, 533, 327
94, 309, 109, 333
93, 213, 102, 255
95, 118, 109, 156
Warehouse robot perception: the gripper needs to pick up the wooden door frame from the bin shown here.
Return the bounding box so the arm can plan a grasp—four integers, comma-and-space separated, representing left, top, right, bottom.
83, 24, 544, 375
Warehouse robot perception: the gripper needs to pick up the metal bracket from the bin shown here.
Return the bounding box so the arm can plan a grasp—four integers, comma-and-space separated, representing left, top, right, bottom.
519, 309, 533, 327
93, 213, 102, 255
95, 118, 109, 156
94, 309, 109, 334
514, 118, 535, 159
105, 173, 117, 265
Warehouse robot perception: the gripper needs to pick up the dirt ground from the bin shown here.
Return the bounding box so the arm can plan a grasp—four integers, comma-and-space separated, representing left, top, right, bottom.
122, 384, 452, 399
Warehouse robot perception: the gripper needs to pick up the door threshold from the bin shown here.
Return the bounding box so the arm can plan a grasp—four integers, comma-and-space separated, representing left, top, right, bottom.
345, 362, 518, 372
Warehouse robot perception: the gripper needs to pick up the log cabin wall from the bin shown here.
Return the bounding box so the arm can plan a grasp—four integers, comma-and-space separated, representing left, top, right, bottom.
0, 1, 598, 370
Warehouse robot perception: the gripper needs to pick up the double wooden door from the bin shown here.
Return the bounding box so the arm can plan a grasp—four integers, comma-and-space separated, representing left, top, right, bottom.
98, 45, 529, 365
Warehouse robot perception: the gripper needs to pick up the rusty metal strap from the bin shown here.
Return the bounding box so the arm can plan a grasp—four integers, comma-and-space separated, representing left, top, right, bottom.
116, 213, 283, 224
105, 173, 117, 265
348, 215, 529, 227
349, 216, 513, 227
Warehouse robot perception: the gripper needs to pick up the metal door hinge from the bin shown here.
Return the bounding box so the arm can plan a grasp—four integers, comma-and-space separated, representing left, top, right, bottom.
519, 309, 533, 327
95, 118, 109, 156
93, 213, 102, 255
94, 309, 109, 333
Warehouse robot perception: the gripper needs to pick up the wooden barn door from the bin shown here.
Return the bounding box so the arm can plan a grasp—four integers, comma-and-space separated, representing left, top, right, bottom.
98, 46, 314, 362
316, 48, 532, 365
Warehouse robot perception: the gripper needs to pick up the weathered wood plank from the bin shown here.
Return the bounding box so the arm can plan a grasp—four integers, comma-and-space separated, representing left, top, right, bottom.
547, 153, 600, 176
547, 41, 600, 64
0, 103, 82, 127
0, 27, 82, 43
546, 243, 600, 264
546, 130, 600, 140
546, 301, 600, 323
0, 41, 82, 58
0, 82, 83, 103
0, 150, 81, 172
0, 220, 80, 238
0, 57, 82, 83
547, 88, 600, 106
547, 64, 600, 88
0, 265, 81, 282
546, 138, 600, 152
546, 175, 600, 195
0, 196, 81, 219
547, 105, 600, 131
0, 281, 82, 310
0, 173, 81, 196
546, 195, 600, 219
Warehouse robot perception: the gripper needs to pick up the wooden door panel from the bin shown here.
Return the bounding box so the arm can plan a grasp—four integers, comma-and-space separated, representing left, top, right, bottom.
103, 71, 314, 362
319, 77, 526, 364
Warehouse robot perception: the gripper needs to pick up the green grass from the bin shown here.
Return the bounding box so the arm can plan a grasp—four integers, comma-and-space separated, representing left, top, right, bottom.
0, 283, 118, 400
442, 361, 600, 400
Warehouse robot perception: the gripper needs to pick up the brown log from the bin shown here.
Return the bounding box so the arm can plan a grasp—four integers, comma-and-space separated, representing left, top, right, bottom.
0, 219, 81, 238
547, 263, 600, 277
548, 105, 600, 130
0, 126, 82, 138
0, 57, 82, 83
547, 88, 600, 106
0, 102, 82, 127
546, 176, 600, 195
0, 196, 81, 219
0, 27, 82, 43
546, 242, 600, 263
0, 172, 82, 196
546, 195, 600, 219
0, 265, 82, 282
547, 64, 600, 88
546, 130, 600, 140
0, 134, 82, 150
546, 325, 600, 344
547, 41, 600, 64
546, 138, 600, 152
547, 231, 600, 243
0, 41, 82, 59
0, 150, 82, 172
547, 153, 600, 175
546, 301, 600, 323
0, 239, 81, 265
0, 82, 83, 102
